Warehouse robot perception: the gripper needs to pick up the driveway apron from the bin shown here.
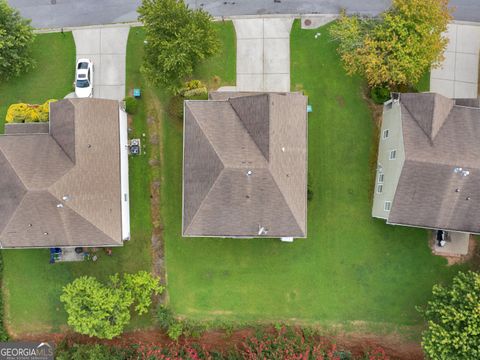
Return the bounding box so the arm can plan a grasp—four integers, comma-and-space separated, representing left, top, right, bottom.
234, 18, 293, 92
430, 22, 480, 98
73, 26, 130, 100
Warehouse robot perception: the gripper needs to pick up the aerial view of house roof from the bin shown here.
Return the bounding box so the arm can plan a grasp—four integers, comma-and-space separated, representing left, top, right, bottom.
389, 93, 480, 233
0, 98, 130, 248
182, 92, 308, 238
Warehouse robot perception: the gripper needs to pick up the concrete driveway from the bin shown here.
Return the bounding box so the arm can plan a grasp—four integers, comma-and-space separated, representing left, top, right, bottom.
234, 18, 293, 92
430, 22, 480, 98
73, 26, 130, 100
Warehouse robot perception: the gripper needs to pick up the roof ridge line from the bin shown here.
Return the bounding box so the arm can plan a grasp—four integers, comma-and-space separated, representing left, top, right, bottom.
184, 168, 225, 234
267, 167, 305, 236
0, 186, 29, 245
47, 188, 122, 245
186, 102, 229, 167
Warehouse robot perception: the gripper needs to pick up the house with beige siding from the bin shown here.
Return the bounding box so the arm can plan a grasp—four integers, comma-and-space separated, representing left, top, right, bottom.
373, 93, 480, 246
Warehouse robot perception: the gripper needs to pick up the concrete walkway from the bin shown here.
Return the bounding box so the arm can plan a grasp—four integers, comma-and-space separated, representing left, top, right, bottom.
233, 18, 293, 92
430, 23, 480, 99
73, 26, 130, 100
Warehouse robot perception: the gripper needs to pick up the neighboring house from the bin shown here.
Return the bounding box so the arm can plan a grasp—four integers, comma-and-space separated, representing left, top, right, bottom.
0, 99, 130, 248
182, 92, 308, 239
373, 92, 480, 235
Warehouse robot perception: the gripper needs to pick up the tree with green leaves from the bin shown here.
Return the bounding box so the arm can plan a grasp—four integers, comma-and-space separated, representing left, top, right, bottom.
0, 0, 35, 81
138, 0, 219, 92
330, 0, 452, 89
123, 270, 164, 315
418, 271, 480, 360
60, 272, 162, 339
60, 276, 132, 339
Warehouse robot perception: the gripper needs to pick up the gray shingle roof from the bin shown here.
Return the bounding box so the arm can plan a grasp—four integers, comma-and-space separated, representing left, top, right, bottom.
183, 92, 307, 238
0, 99, 123, 248
388, 93, 480, 232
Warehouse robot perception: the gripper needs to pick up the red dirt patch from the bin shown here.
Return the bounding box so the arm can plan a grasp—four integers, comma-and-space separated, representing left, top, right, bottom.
18, 328, 423, 360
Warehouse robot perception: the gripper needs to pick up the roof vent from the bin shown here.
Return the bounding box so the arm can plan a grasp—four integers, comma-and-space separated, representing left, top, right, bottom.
281, 147, 285, 152
62, 195, 70, 201
258, 225, 268, 236
247, 170, 253, 176
455, 188, 460, 192
56, 204, 64, 208
466, 197, 471, 200
43, 232, 48, 236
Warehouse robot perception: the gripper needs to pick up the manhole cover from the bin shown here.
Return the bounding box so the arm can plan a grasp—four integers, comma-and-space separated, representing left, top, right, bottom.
304, 19, 312, 26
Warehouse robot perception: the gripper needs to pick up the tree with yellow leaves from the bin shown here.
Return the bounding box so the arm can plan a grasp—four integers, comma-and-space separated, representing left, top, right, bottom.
330, 0, 452, 89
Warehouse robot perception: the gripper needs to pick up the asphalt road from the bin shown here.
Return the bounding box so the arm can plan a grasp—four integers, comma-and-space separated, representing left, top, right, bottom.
7, 0, 480, 29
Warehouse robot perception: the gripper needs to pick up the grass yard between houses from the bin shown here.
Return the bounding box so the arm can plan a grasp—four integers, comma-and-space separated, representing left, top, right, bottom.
1, 32, 152, 336
159, 20, 471, 335
0, 20, 474, 339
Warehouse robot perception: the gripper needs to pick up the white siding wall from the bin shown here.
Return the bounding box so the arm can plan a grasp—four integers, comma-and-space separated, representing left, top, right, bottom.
372, 101, 405, 219
119, 108, 131, 240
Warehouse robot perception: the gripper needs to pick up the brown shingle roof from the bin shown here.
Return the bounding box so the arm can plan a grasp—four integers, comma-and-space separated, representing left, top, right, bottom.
0, 99, 123, 248
388, 93, 480, 232
183, 92, 307, 238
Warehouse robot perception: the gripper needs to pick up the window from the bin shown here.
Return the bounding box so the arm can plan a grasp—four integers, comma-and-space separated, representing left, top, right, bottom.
389, 150, 397, 160
384, 201, 391, 211
378, 173, 384, 184
383, 129, 389, 139
377, 184, 383, 194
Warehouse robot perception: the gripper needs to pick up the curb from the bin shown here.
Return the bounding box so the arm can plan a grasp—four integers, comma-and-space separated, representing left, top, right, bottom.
33, 16, 480, 34
34, 21, 143, 34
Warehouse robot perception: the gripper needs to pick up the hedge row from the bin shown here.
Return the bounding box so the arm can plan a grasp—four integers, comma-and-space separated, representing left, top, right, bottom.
5, 99, 57, 123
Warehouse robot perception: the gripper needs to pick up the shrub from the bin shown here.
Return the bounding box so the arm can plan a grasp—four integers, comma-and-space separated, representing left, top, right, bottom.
123, 96, 138, 115
183, 87, 208, 99
5, 103, 28, 123
167, 95, 184, 122
157, 306, 174, 330
370, 87, 390, 104
5, 99, 56, 123
122, 271, 163, 315
167, 321, 184, 341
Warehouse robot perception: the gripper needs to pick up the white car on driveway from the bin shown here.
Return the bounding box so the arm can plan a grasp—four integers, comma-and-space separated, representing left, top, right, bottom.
75, 59, 93, 98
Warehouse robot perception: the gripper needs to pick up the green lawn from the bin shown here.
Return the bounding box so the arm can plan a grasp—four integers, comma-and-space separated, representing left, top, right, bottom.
0, 33, 76, 133
1, 32, 152, 335
159, 20, 468, 332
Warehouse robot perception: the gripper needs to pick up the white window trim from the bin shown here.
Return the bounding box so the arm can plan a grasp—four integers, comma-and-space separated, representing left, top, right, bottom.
384, 201, 392, 211
383, 129, 389, 139
389, 149, 397, 160
376, 184, 383, 194
377, 173, 384, 184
